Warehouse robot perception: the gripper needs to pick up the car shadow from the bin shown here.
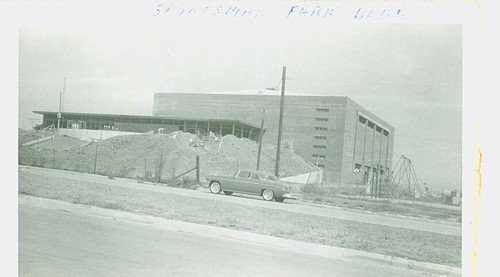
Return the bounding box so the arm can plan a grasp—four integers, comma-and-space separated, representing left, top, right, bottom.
201, 189, 297, 204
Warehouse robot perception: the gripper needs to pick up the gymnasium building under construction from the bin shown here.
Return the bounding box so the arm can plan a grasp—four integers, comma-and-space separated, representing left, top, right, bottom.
35, 89, 394, 185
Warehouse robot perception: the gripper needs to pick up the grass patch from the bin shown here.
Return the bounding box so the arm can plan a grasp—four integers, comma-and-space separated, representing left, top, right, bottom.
18, 170, 461, 267
302, 193, 461, 222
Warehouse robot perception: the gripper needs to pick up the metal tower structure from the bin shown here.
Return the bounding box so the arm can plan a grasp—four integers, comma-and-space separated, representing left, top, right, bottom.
387, 155, 427, 200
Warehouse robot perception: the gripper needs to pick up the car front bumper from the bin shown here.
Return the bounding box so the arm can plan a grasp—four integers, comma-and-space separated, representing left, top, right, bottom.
282, 193, 302, 200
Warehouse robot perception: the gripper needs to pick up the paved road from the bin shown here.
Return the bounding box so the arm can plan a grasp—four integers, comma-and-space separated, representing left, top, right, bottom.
19, 204, 444, 277
19, 166, 461, 236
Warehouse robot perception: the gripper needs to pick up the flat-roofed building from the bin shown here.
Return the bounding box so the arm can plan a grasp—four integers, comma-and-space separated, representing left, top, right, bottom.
33, 111, 265, 142
153, 90, 394, 185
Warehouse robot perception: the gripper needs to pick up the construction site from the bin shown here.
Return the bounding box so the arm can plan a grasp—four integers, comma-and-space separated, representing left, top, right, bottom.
20, 77, 459, 205
18, 128, 320, 184
18, 124, 460, 207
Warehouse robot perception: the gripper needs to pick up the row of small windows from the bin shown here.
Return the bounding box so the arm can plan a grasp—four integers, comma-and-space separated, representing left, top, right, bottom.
314, 127, 328, 132
315, 118, 329, 122
313, 136, 327, 141
312, 154, 326, 159
316, 108, 330, 113
313, 145, 326, 149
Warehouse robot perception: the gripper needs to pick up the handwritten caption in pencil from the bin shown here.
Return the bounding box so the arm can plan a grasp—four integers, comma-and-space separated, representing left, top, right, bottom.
152, 3, 407, 20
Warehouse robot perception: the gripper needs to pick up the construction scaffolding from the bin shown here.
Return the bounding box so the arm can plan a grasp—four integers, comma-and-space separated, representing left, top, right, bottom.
387, 155, 428, 200
355, 155, 428, 202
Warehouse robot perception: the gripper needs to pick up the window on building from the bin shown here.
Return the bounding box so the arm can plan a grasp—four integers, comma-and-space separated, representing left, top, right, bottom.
383, 130, 389, 136
358, 115, 367, 124
315, 118, 329, 122
313, 136, 327, 141
314, 127, 328, 132
313, 145, 327, 149
316, 108, 330, 113
312, 154, 326, 159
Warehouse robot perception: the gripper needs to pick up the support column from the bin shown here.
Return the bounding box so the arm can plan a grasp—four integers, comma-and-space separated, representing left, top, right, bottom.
370, 123, 376, 198
352, 113, 359, 182
248, 127, 254, 139
361, 119, 368, 183
385, 132, 390, 170
378, 129, 383, 198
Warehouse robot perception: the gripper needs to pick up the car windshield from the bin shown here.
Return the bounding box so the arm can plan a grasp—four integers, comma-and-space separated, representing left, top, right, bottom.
237, 171, 250, 178
265, 175, 279, 181
250, 173, 260, 179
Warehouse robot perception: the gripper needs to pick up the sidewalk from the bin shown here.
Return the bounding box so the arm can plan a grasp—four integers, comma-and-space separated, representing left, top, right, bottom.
19, 194, 461, 277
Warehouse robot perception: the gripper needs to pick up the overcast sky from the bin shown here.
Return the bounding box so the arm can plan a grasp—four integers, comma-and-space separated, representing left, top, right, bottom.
18, 3, 462, 192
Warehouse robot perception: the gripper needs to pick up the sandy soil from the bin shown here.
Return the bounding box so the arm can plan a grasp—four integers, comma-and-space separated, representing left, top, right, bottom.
18, 129, 317, 181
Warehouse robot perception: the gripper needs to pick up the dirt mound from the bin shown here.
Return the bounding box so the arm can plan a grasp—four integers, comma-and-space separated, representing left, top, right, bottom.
18, 129, 53, 145
19, 130, 317, 182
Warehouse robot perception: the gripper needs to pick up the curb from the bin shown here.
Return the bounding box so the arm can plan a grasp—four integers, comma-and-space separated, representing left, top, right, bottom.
19, 195, 461, 276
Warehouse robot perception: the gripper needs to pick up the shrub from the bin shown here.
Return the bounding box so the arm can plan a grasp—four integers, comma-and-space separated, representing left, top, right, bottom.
168, 177, 198, 190
115, 166, 135, 178
154, 154, 166, 183
302, 184, 326, 195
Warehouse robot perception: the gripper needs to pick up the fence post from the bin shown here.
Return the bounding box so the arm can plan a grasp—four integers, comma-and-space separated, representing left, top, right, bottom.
93, 140, 98, 174
52, 149, 56, 168
196, 155, 200, 183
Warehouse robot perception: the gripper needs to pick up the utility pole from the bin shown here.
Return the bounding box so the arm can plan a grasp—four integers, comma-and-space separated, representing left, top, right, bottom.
256, 109, 265, 170
275, 66, 286, 177
57, 77, 66, 130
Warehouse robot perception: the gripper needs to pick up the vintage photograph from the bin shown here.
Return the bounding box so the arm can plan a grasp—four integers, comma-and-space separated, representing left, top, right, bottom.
17, 1, 466, 276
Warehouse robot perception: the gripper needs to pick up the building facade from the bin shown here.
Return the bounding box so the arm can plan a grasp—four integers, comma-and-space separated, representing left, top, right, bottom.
153, 90, 395, 185
33, 111, 265, 142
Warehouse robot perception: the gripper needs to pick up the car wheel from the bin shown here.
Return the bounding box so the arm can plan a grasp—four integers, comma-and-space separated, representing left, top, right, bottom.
223, 191, 233, 195
262, 189, 274, 201
274, 197, 285, 202
209, 182, 222, 194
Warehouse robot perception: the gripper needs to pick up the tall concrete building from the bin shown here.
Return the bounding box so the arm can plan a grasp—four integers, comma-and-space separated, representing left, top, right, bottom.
153, 90, 395, 185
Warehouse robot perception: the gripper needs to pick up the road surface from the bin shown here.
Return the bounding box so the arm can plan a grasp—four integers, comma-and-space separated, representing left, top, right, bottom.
19, 165, 461, 236
19, 204, 444, 277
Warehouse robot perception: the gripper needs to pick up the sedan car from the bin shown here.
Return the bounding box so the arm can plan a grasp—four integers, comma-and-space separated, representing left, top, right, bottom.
205, 170, 301, 202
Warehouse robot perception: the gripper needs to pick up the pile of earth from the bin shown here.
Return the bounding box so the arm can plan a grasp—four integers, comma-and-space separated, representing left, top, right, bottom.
18, 130, 318, 182
18, 129, 54, 145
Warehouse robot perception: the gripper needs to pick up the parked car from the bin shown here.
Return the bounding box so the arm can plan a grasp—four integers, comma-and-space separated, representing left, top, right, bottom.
205, 170, 301, 202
